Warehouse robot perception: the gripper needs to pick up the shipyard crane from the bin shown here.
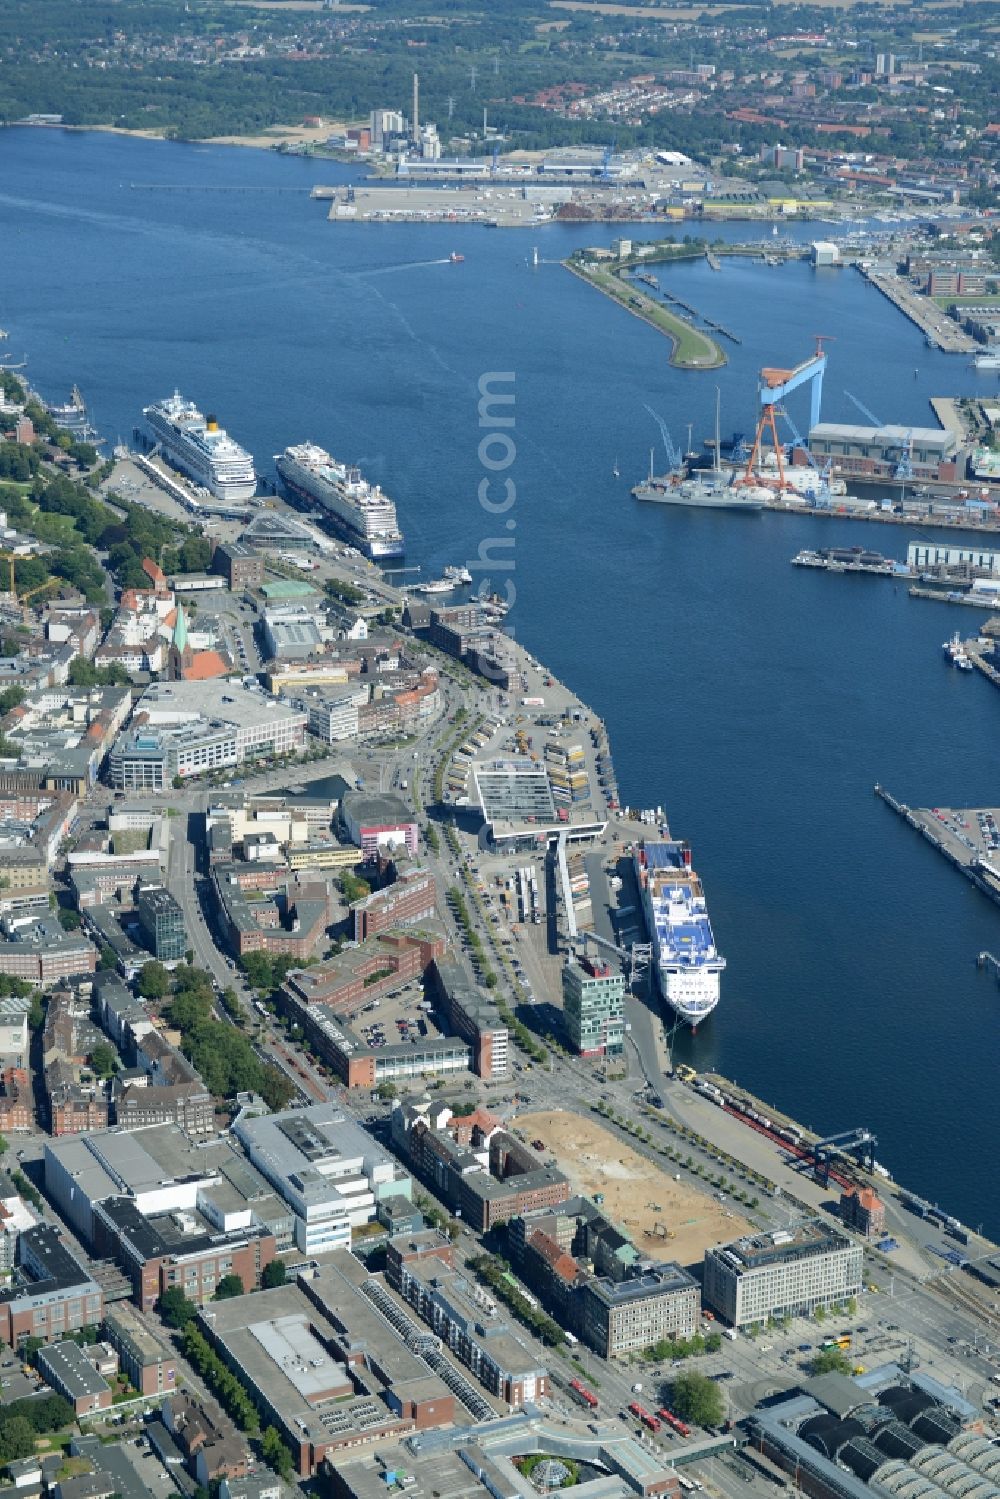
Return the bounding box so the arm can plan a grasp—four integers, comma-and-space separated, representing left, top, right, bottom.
742, 337, 831, 491
844, 388, 883, 428
779, 407, 834, 507
643, 404, 682, 473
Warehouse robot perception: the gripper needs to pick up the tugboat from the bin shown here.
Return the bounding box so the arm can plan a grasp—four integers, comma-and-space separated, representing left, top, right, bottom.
449, 252, 465, 264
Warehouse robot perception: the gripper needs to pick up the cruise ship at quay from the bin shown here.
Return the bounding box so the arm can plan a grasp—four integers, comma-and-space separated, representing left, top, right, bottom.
143, 392, 258, 502
635, 836, 725, 1027
274, 443, 405, 561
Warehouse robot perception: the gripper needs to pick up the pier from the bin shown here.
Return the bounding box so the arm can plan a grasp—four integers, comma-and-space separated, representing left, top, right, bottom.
875, 783, 1000, 912
657, 285, 742, 344
564, 259, 726, 370
860, 266, 977, 354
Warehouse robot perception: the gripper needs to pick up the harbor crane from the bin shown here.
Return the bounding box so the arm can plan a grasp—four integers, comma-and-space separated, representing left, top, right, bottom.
643, 404, 682, 474
743, 337, 830, 491
809, 1126, 878, 1186
844, 390, 915, 480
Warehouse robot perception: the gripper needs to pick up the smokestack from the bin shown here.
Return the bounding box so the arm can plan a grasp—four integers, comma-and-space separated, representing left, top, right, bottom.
412, 72, 419, 142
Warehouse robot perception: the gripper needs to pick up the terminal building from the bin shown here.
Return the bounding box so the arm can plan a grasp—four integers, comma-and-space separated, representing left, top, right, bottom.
747, 1367, 985, 1499
703, 1221, 863, 1328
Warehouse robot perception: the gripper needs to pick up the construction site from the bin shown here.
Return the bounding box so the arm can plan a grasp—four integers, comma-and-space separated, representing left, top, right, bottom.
516, 1108, 750, 1269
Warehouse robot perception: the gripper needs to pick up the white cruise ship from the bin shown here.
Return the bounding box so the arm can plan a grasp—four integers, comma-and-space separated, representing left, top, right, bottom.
274, 442, 404, 560
635, 835, 724, 1028
143, 392, 257, 502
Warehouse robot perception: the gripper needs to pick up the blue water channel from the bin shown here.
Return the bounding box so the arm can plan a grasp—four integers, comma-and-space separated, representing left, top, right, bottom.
2, 128, 998, 1232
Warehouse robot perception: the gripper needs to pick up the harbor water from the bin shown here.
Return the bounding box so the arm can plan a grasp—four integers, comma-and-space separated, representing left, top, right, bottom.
1, 129, 999, 1234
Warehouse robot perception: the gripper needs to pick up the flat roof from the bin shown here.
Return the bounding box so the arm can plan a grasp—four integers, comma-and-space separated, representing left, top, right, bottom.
38, 1340, 111, 1400
248, 1313, 352, 1404
809, 422, 956, 451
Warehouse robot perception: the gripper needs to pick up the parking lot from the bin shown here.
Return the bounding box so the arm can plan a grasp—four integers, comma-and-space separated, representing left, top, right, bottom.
353, 977, 443, 1051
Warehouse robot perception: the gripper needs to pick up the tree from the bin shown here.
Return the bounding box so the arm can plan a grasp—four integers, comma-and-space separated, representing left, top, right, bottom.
172, 774, 184, 790
138, 960, 169, 1000
811, 1347, 852, 1375
57, 907, 82, 931
670, 1370, 725, 1430
158, 1286, 198, 1329
376, 1082, 397, 1100
261, 1260, 287, 1290
213, 1274, 245, 1301
88, 1042, 117, 1079
0, 1415, 37, 1462
261, 1425, 294, 1480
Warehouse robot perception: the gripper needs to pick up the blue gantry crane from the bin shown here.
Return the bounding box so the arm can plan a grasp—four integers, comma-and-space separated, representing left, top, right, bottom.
743, 337, 830, 490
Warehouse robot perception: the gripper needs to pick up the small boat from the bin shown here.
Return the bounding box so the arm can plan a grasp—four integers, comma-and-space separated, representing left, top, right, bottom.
449, 252, 465, 264
613, 457, 620, 479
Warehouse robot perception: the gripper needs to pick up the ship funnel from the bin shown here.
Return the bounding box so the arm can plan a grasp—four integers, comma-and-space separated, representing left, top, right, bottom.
681, 844, 692, 868
206, 414, 219, 432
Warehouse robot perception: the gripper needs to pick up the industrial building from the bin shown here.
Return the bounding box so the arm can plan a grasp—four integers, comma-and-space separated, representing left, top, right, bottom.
807, 423, 959, 482
703, 1221, 863, 1328
44, 1127, 287, 1306
233, 1103, 413, 1254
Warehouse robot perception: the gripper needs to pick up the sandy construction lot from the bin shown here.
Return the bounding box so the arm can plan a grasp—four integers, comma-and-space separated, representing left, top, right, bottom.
518, 1109, 749, 1269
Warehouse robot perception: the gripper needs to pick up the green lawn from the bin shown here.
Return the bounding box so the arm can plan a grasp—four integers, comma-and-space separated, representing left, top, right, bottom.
566, 261, 725, 369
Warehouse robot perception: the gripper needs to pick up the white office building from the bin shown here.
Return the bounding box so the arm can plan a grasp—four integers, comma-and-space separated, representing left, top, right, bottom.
233, 1103, 413, 1254
703, 1222, 863, 1329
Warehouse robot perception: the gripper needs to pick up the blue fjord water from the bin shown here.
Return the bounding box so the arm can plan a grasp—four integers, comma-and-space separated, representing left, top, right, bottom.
1, 128, 998, 1232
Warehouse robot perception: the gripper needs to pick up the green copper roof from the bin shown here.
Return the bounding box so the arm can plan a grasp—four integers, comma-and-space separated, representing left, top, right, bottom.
173, 602, 188, 654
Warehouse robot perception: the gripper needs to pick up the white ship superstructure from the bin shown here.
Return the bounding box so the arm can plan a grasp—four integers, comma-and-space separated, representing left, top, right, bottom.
635, 836, 724, 1027
274, 442, 404, 560
143, 392, 257, 502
